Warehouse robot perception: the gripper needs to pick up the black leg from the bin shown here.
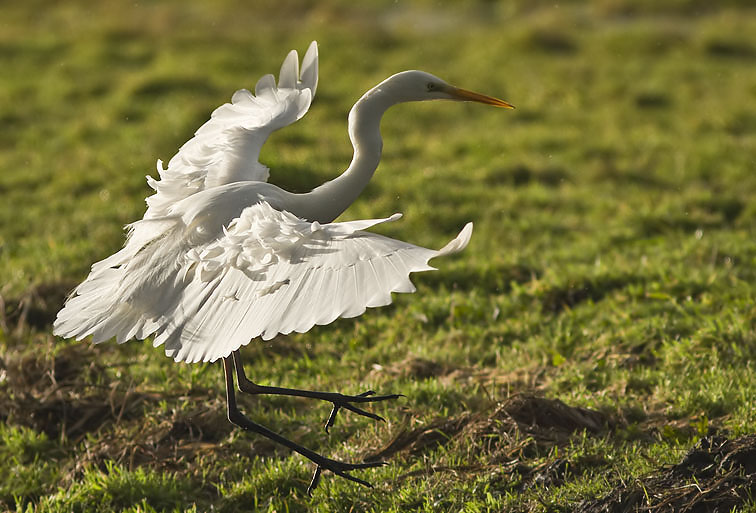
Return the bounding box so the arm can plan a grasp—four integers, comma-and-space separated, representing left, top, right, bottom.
232, 350, 401, 432
222, 357, 387, 494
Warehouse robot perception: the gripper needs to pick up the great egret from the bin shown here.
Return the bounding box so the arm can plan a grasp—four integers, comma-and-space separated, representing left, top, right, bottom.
54, 41, 513, 492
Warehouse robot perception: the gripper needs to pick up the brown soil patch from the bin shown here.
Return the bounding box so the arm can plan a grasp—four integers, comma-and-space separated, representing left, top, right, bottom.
68, 398, 233, 481
577, 434, 756, 513
370, 393, 610, 462
0, 337, 237, 476
0, 340, 155, 441
364, 394, 613, 493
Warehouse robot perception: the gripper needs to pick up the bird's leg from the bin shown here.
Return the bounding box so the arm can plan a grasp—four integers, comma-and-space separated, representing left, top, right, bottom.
232, 351, 401, 432
223, 357, 386, 494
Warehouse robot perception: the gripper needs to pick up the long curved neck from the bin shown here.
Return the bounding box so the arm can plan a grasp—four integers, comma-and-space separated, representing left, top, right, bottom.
295, 88, 394, 223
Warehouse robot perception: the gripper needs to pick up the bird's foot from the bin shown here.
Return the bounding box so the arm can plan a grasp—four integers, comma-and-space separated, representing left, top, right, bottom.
324, 390, 403, 433
307, 456, 387, 495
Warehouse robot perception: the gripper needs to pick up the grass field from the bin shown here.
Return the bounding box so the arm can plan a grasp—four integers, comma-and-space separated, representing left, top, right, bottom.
2, 0, 756, 511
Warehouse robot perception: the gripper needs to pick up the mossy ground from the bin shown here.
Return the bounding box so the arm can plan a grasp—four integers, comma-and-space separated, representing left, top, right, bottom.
2, 1, 756, 511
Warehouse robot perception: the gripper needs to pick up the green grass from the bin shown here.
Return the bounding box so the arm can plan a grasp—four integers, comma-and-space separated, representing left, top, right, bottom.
2, 0, 756, 511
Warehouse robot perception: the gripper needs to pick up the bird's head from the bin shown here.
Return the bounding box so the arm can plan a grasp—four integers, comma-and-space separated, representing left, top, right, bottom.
376, 70, 514, 109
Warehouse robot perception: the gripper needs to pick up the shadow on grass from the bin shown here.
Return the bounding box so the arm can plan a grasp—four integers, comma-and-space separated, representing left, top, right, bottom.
1, 281, 77, 334
538, 273, 639, 314
419, 262, 539, 294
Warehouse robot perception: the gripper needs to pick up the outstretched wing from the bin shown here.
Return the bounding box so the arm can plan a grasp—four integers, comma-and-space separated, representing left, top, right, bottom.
144, 41, 319, 219
147, 203, 473, 363
54, 200, 473, 363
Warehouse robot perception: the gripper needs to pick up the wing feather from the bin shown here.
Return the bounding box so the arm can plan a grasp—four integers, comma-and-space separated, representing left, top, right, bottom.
300, 41, 319, 95
55, 198, 473, 364
149, 203, 472, 362
278, 50, 299, 89
144, 42, 319, 219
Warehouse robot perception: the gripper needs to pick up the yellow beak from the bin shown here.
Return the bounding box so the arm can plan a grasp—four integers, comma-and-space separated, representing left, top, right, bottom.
446, 86, 514, 109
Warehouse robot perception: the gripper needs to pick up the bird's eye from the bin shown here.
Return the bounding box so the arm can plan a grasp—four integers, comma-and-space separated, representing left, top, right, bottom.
426, 82, 436, 92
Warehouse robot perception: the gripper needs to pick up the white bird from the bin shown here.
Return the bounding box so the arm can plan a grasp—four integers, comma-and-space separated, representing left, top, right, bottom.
53, 41, 513, 492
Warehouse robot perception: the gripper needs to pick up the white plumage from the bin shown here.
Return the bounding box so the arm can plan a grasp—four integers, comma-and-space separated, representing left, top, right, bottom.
53, 41, 513, 491
145, 42, 318, 219
52, 41, 508, 364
